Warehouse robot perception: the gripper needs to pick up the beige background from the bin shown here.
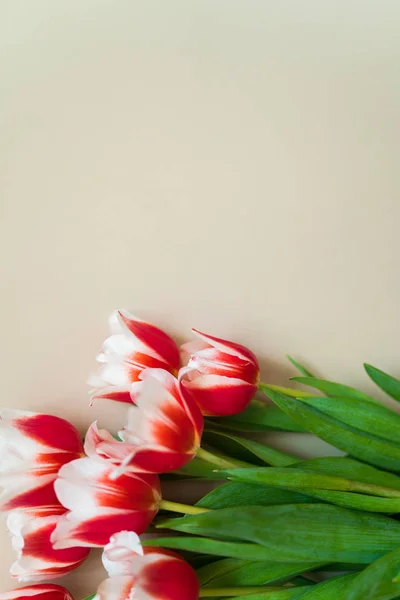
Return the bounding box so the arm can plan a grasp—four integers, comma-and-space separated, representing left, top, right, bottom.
1, 0, 400, 594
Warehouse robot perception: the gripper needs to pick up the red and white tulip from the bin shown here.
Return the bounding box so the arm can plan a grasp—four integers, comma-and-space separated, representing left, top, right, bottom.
0, 409, 84, 515
95, 531, 199, 600
51, 457, 161, 548
88, 310, 180, 404
86, 369, 203, 475
7, 510, 89, 582
0, 585, 74, 600
179, 329, 260, 416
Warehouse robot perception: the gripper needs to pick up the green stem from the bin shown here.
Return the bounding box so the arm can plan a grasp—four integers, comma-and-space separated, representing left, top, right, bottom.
199, 588, 288, 597
259, 382, 315, 398
159, 499, 209, 515
196, 447, 246, 469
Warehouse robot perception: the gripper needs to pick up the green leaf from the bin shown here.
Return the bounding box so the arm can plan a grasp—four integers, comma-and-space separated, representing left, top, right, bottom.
289, 377, 380, 405
143, 536, 304, 562
222, 589, 313, 600
294, 457, 400, 491
291, 395, 400, 445
221, 399, 307, 432
264, 389, 400, 472
197, 558, 324, 587
158, 504, 400, 564
345, 549, 400, 600
364, 364, 400, 403
221, 466, 400, 497
287, 356, 315, 378
175, 456, 224, 479
289, 488, 400, 513
259, 384, 315, 399
290, 573, 356, 599
196, 482, 318, 510
202, 430, 300, 467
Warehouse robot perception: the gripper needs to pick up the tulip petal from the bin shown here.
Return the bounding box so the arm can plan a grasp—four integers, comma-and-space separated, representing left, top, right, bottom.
0, 474, 61, 514
0, 584, 73, 600
84, 422, 117, 459
53, 458, 160, 548
180, 373, 258, 416
99, 362, 140, 387
187, 347, 259, 383
8, 512, 89, 582
118, 310, 180, 371
0, 411, 84, 455
180, 339, 209, 366
102, 531, 143, 576
51, 507, 155, 549
140, 553, 200, 600
55, 458, 160, 512
192, 329, 258, 367
89, 386, 133, 405
94, 576, 135, 600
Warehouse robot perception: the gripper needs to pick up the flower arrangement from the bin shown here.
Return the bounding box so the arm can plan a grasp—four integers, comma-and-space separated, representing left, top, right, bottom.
2, 310, 400, 600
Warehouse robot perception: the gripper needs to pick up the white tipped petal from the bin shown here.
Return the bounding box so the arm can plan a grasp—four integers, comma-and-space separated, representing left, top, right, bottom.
95, 576, 135, 600
102, 334, 137, 357
100, 363, 132, 387
54, 458, 108, 510
108, 311, 125, 335
102, 531, 143, 576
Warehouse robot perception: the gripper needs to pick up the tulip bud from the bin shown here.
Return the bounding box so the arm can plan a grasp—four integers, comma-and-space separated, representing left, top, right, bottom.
95, 530, 199, 600
51, 457, 161, 548
7, 511, 89, 582
88, 310, 180, 404
179, 329, 259, 416
86, 369, 203, 475
0, 585, 74, 600
0, 409, 84, 516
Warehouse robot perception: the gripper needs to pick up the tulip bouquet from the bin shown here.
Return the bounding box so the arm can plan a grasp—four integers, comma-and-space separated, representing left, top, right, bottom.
3, 311, 400, 600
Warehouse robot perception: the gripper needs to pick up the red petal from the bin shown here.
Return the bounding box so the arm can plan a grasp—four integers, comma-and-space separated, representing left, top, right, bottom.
192, 329, 259, 371
23, 520, 90, 565
14, 415, 83, 454
141, 555, 199, 600
71, 510, 157, 546
90, 388, 133, 404
96, 472, 161, 512
127, 448, 195, 473
189, 347, 259, 384
181, 379, 257, 416
0, 585, 74, 600
2, 480, 61, 513
118, 312, 180, 372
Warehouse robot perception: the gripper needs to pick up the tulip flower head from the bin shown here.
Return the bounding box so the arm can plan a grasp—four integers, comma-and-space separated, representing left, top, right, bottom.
0, 585, 74, 600
179, 329, 260, 416
95, 531, 199, 600
86, 368, 203, 475
0, 409, 84, 516
88, 310, 180, 404
7, 511, 89, 582
51, 457, 161, 548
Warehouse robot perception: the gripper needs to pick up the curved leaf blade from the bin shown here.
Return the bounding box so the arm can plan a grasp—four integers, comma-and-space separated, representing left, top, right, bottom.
264, 389, 400, 472
203, 430, 300, 467
197, 558, 323, 587
294, 457, 400, 490
345, 548, 400, 600
159, 504, 400, 564
287, 356, 315, 378
294, 395, 400, 445
197, 482, 318, 510
223, 399, 307, 432
289, 377, 379, 405
364, 364, 400, 403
